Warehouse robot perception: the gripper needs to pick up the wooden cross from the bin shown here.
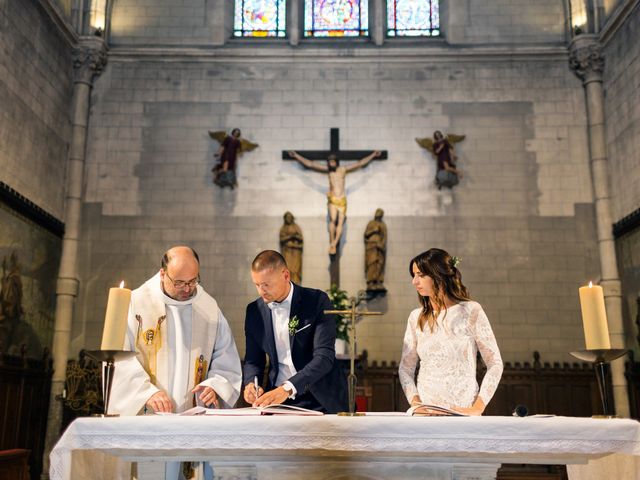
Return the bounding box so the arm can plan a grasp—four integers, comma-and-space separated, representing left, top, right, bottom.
325, 297, 383, 416
282, 128, 388, 162
283, 128, 387, 287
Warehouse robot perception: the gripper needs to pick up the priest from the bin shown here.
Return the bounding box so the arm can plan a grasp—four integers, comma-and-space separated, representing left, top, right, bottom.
109, 246, 242, 479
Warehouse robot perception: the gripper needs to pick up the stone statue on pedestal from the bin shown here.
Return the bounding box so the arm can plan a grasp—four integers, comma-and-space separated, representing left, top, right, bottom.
364, 208, 387, 293
279, 211, 303, 284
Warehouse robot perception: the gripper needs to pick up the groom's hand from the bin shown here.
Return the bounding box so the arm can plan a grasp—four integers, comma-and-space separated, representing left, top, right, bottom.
243, 383, 264, 404
253, 386, 289, 407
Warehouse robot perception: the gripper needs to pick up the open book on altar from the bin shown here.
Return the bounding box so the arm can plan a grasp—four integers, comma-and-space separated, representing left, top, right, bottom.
406, 404, 468, 417
206, 404, 324, 416
157, 404, 324, 416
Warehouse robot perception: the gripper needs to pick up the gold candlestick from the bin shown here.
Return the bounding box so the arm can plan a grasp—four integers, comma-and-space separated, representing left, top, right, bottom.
325, 296, 383, 416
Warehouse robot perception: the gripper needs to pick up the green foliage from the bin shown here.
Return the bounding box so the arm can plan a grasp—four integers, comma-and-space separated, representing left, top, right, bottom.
327, 284, 350, 342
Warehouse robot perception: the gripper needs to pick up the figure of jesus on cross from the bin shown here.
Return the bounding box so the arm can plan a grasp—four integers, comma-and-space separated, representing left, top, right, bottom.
288, 149, 381, 255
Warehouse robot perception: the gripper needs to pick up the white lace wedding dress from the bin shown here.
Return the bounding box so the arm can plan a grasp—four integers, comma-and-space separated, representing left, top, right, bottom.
398, 301, 503, 409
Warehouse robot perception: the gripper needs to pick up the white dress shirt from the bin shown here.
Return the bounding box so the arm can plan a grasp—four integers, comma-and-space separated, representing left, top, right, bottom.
267, 282, 298, 397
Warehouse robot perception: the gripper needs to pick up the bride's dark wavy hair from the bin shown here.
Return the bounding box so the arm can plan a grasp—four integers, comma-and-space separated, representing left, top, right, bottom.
410, 248, 469, 332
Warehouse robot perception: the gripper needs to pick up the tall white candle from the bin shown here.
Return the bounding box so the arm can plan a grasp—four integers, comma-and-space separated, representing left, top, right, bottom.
101, 281, 132, 350
578, 281, 611, 350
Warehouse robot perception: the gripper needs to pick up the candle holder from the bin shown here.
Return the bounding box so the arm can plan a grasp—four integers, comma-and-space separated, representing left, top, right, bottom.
569, 348, 628, 418
86, 350, 137, 417
326, 293, 383, 417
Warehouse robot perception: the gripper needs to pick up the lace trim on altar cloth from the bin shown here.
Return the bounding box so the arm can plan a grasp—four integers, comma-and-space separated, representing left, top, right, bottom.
50, 431, 639, 480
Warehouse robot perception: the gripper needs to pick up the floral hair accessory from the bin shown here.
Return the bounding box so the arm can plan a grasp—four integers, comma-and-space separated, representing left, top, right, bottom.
451, 256, 461, 268
288, 315, 300, 335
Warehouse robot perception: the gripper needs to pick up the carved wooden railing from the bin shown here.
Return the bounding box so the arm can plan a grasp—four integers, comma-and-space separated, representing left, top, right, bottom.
356, 350, 606, 417
0, 349, 52, 480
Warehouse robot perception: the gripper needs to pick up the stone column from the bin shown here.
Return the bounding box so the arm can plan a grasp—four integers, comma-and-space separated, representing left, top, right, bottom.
288, 0, 300, 46
371, 0, 385, 46
569, 34, 629, 418
41, 36, 107, 479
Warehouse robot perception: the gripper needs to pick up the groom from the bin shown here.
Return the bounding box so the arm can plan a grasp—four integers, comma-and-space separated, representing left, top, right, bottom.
243, 250, 348, 413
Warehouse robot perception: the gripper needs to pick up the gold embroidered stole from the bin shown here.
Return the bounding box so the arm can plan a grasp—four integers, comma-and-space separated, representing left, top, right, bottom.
135, 314, 165, 385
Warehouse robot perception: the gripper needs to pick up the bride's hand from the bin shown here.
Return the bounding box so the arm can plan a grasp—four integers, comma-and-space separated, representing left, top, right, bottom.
455, 398, 486, 416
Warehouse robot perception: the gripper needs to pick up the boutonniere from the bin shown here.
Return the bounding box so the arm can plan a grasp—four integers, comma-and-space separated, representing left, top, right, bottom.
288, 315, 300, 336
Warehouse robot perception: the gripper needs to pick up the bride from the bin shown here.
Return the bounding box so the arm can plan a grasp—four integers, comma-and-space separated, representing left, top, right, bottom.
398, 248, 503, 415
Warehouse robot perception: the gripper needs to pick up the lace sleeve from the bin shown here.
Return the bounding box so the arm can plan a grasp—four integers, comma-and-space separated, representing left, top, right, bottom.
471, 304, 503, 406
398, 311, 420, 403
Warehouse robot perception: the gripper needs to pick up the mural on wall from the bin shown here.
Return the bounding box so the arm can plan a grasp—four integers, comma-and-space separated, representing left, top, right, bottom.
0, 204, 61, 358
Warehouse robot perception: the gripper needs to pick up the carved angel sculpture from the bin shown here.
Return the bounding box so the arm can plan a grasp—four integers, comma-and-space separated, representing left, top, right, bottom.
416, 131, 466, 190
208, 129, 258, 189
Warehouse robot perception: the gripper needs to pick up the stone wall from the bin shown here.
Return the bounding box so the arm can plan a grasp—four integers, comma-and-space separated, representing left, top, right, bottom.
604, 0, 628, 18
604, 2, 640, 352
0, 0, 74, 220
74, 50, 600, 365
110, 0, 224, 45
446, 0, 566, 44
110, 0, 567, 46
75, 203, 600, 364
617, 227, 640, 347
84, 58, 591, 218
603, 2, 640, 221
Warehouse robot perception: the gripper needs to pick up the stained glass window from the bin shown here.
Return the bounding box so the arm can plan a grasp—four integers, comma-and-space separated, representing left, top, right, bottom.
234, 0, 286, 37
387, 0, 440, 37
304, 0, 369, 37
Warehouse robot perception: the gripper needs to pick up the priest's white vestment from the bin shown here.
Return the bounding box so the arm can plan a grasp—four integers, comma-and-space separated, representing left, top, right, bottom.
108, 273, 242, 479
110, 272, 242, 415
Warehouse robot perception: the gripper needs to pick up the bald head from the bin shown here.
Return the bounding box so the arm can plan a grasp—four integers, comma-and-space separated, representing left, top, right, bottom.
160, 246, 200, 301
161, 246, 199, 270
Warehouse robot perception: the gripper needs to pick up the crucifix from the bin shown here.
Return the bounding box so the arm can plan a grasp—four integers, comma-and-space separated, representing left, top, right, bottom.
283, 128, 387, 287
325, 296, 383, 416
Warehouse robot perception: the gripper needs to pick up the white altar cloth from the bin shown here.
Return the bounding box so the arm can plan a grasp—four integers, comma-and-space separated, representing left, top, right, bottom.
50, 415, 640, 480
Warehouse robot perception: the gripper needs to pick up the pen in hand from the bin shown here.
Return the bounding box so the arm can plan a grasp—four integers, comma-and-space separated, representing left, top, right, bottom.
254, 376, 260, 402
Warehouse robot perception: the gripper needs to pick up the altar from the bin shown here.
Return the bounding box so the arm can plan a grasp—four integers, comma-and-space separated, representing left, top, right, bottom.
50, 414, 640, 480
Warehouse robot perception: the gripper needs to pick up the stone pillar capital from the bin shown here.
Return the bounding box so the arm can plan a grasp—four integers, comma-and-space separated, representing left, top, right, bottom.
73, 36, 108, 85
569, 34, 604, 84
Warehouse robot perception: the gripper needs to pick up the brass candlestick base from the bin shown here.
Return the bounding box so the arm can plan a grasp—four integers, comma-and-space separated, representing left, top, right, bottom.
326, 295, 383, 417
569, 348, 628, 418
86, 350, 137, 417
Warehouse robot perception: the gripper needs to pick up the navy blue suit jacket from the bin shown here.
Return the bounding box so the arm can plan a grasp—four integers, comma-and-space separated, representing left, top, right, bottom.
243, 284, 348, 413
